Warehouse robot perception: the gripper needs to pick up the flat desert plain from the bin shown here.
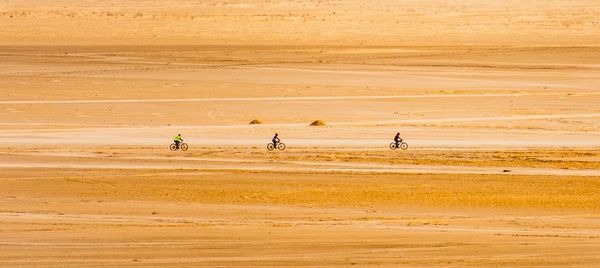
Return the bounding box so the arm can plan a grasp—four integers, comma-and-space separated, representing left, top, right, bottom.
1, 1, 600, 267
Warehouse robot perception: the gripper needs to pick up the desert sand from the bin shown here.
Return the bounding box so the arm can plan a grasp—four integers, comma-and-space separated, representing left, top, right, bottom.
1, 0, 600, 267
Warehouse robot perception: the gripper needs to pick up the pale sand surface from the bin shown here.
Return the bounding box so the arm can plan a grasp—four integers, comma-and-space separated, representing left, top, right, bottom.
2, 0, 600, 46
2, 0, 600, 267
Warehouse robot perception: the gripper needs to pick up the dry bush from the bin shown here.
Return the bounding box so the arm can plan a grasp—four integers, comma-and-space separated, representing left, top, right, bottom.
249, 119, 263, 124
310, 120, 326, 126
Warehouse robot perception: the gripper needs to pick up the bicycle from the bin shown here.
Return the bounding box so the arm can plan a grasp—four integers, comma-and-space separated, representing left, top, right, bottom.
390, 141, 408, 150
267, 142, 286, 151
170, 142, 189, 151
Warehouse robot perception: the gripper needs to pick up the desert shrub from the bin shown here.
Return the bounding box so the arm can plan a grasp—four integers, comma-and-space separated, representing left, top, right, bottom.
310, 120, 326, 126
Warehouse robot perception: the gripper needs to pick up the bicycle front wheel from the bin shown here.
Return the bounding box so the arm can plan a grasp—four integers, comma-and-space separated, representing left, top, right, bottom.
400, 142, 408, 150
277, 143, 286, 150
180, 143, 189, 151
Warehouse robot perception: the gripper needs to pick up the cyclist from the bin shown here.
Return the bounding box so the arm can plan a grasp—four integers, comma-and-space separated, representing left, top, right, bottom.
394, 132, 402, 147
272, 133, 280, 146
174, 133, 183, 149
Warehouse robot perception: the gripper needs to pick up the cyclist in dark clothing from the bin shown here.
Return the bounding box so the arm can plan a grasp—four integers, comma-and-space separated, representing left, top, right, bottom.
394, 132, 402, 147
272, 133, 280, 146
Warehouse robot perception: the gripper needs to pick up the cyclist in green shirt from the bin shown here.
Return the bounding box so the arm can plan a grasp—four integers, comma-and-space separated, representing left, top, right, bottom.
174, 134, 183, 149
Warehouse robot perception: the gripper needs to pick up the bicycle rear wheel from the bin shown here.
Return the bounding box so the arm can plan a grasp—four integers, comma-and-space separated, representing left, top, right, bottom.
267, 143, 275, 151
170, 143, 177, 151
389, 142, 397, 150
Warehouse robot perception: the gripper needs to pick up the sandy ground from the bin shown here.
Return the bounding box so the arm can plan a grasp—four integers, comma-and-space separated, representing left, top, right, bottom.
1, 0, 600, 267
1, 154, 600, 267
2, 0, 600, 46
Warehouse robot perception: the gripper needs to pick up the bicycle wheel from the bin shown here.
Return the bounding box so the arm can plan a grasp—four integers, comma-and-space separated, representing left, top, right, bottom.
277, 143, 286, 151
389, 142, 397, 150
400, 142, 408, 150
170, 143, 177, 151
180, 143, 189, 151
267, 143, 275, 151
